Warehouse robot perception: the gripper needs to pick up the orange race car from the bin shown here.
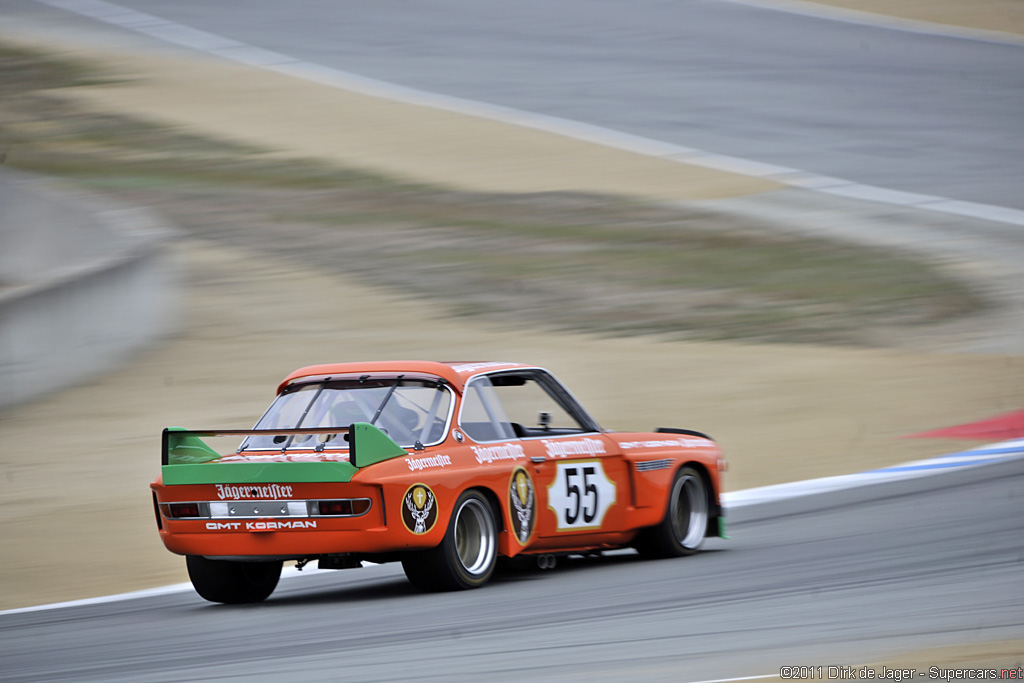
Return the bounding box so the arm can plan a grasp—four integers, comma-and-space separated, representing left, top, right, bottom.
151, 361, 727, 603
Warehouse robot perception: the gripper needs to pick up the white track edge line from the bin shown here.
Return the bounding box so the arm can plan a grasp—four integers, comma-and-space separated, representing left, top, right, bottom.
722, 442, 1024, 508
0, 565, 331, 617
3, 439, 1022, 617
32, 0, 1024, 229
685, 675, 779, 683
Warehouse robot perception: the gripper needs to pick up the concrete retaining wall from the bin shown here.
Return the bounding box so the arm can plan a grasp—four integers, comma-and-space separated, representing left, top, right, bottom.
0, 168, 178, 411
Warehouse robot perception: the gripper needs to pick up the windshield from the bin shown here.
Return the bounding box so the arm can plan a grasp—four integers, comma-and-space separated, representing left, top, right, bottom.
241, 376, 453, 451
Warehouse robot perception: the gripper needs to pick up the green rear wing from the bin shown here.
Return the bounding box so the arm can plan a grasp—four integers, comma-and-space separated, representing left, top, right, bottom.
160, 423, 408, 485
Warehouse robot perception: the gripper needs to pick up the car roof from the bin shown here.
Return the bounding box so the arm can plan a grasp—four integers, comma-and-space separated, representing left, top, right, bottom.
276, 361, 538, 394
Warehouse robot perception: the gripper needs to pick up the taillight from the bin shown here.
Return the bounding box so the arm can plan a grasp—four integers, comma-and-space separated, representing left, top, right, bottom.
158, 498, 371, 520
169, 502, 202, 518
318, 500, 353, 515
314, 499, 372, 516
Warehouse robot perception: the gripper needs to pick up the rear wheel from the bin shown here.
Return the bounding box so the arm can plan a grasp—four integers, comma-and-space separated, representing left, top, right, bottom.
402, 490, 498, 591
186, 555, 282, 604
635, 466, 708, 559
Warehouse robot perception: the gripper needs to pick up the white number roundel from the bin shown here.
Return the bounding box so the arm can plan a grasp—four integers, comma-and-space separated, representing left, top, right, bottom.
547, 461, 616, 531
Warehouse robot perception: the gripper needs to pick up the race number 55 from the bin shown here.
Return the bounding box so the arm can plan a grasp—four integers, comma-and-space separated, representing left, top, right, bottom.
547, 461, 616, 531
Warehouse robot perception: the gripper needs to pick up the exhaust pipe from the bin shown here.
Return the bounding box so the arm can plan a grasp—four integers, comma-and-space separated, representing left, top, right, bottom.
536, 554, 557, 570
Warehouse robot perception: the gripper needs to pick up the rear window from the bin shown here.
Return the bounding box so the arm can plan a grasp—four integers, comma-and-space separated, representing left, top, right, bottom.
241, 376, 453, 451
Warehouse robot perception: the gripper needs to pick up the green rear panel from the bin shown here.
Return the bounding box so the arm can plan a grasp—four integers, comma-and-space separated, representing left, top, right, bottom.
162, 461, 358, 485
165, 427, 221, 464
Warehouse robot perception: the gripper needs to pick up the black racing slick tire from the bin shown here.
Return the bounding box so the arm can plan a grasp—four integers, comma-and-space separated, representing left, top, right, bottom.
635, 466, 709, 559
186, 555, 282, 604
402, 490, 498, 591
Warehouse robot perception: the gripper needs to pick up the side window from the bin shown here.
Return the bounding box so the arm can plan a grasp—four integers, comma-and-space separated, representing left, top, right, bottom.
491, 375, 587, 436
461, 373, 590, 441
460, 378, 516, 443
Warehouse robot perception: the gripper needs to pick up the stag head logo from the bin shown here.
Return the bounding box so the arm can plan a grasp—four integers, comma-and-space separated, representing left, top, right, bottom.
402, 484, 437, 534
509, 468, 535, 544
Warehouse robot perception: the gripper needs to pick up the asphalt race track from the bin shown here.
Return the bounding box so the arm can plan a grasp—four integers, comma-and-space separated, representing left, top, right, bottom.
3, 457, 1021, 682
20, 0, 1024, 210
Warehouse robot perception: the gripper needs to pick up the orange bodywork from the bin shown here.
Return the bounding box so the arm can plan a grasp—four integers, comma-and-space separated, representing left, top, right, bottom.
151, 361, 724, 561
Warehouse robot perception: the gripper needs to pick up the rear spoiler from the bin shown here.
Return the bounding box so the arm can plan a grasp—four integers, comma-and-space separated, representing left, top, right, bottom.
655, 427, 715, 442
161, 423, 407, 468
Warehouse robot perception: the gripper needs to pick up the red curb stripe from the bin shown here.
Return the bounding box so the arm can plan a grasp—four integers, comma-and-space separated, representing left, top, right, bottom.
903, 409, 1024, 440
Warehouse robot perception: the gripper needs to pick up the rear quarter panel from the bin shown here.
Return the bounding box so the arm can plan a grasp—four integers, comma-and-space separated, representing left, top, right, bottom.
608, 432, 723, 528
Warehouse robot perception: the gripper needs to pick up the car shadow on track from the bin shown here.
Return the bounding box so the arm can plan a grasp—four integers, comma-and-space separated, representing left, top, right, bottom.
493, 546, 726, 582
190, 547, 729, 609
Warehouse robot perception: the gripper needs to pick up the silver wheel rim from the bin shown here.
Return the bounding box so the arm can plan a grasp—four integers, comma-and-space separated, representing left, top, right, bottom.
671, 473, 708, 549
454, 497, 496, 576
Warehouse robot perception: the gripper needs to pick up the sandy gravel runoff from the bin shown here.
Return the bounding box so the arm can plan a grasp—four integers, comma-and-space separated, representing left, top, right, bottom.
805, 0, 1024, 35
2, 1, 1023, 611
49, 47, 778, 203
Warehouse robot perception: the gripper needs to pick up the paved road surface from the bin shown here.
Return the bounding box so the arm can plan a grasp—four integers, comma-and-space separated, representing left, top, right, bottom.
3, 458, 1021, 682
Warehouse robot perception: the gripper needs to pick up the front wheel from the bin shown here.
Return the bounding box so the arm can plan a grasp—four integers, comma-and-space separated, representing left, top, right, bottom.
402, 490, 498, 591
186, 555, 282, 604
635, 466, 708, 559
